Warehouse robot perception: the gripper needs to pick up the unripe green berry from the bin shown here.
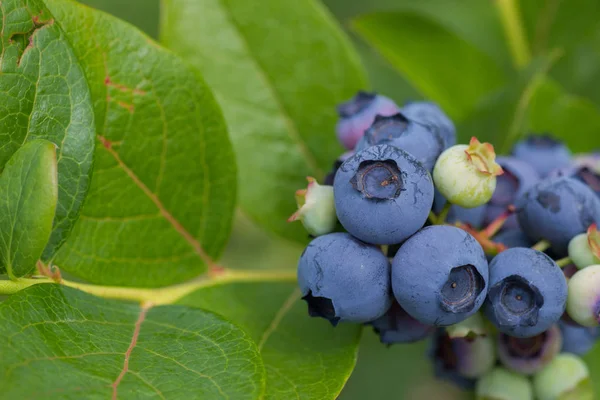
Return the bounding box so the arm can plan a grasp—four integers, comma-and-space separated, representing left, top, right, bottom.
568, 224, 600, 269
533, 354, 593, 400
566, 265, 600, 327
433, 137, 503, 208
288, 177, 336, 236
476, 367, 533, 400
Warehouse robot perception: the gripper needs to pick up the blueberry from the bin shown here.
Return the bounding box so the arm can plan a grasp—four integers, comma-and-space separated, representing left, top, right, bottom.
550, 165, 600, 197
476, 367, 534, 400
369, 301, 434, 345
484, 248, 567, 338
401, 101, 456, 149
493, 229, 534, 249
336, 91, 400, 150
354, 113, 444, 171
516, 176, 600, 255
559, 320, 599, 356
392, 226, 488, 326
434, 138, 503, 208
431, 330, 496, 384
533, 354, 593, 400
433, 190, 487, 228
333, 144, 434, 244
497, 324, 562, 375
566, 265, 600, 327
323, 151, 354, 186
485, 157, 539, 230
297, 233, 391, 325
512, 134, 572, 177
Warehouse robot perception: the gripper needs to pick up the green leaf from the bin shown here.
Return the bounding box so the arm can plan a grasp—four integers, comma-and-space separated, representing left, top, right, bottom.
0, 0, 95, 259
353, 11, 506, 120
0, 284, 265, 399
177, 281, 362, 400
160, 0, 368, 243
41, 0, 237, 287
0, 140, 57, 278
458, 52, 562, 152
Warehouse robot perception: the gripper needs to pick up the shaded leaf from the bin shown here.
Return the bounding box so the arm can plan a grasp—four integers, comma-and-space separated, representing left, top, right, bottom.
353, 11, 506, 120
177, 281, 362, 400
160, 0, 368, 243
0, 284, 265, 399
0, 140, 57, 278
0, 0, 95, 259
42, 0, 237, 287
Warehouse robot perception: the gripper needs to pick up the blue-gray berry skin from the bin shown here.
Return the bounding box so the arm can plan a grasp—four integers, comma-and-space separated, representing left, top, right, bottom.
484, 248, 568, 338
392, 226, 489, 326
516, 176, 600, 255
298, 232, 392, 325
369, 301, 434, 344
354, 113, 444, 171
512, 134, 572, 177
402, 101, 456, 149
549, 165, 600, 198
485, 157, 540, 230
559, 320, 599, 356
494, 229, 533, 249
334, 144, 434, 245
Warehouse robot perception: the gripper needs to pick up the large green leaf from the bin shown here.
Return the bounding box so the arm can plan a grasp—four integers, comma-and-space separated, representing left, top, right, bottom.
0, 284, 265, 399
177, 281, 362, 400
42, 0, 237, 287
353, 11, 506, 120
0, 140, 57, 278
160, 0, 368, 243
0, 0, 95, 259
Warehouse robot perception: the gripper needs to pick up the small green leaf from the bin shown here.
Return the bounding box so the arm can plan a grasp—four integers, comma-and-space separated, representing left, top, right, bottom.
0, 140, 57, 278
0, 284, 265, 399
160, 0, 368, 243
0, 0, 95, 259
353, 11, 506, 120
177, 281, 362, 400
42, 0, 237, 287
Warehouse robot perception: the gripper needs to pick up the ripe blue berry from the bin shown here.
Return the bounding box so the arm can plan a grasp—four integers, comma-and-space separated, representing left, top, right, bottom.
354, 113, 444, 171
512, 134, 572, 177
297, 233, 391, 325
431, 330, 496, 382
336, 91, 399, 150
550, 165, 600, 198
493, 229, 533, 249
566, 265, 600, 327
516, 176, 600, 255
334, 144, 434, 244
497, 324, 562, 375
369, 301, 434, 344
392, 226, 488, 326
559, 320, 599, 356
402, 101, 456, 149
485, 157, 539, 230
484, 248, 567, 338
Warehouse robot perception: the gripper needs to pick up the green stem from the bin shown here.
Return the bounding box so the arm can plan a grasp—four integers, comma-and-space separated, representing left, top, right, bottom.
0, 269, 297, 305
437, 202, 452, 225
495, 0, 531, 68
428, 211, 438, 225
532, 240, 551, 252
555, 257, 572, 268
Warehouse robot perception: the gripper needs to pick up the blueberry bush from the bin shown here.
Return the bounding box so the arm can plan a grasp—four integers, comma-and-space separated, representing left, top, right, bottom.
2, 0, 600, 399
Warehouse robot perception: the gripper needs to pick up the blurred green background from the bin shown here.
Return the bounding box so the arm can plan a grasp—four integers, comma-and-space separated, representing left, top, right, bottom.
76, 0, 600, 398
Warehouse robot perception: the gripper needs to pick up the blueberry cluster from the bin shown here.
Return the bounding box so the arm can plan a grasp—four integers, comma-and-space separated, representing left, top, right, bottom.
290, 92, 600, 399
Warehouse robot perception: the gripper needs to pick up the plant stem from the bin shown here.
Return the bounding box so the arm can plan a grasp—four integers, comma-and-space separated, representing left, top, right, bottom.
555, 257, 572, 268
428, 211, 438, 225
495, 0, 531, 68
532, 240, 551, 252
437, 202, 452, 225
482, 205, 515, 238
0, 269, 298, 305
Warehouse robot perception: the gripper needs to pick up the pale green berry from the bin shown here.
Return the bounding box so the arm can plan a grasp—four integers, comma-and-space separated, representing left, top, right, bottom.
476, 367, 533, 400
433, 137, 503, 208
288, 177, 336, 236
566, 265, 600, 327
568, 224, 600, 269
446, 312, 487, 339
533, 354, 593, 400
